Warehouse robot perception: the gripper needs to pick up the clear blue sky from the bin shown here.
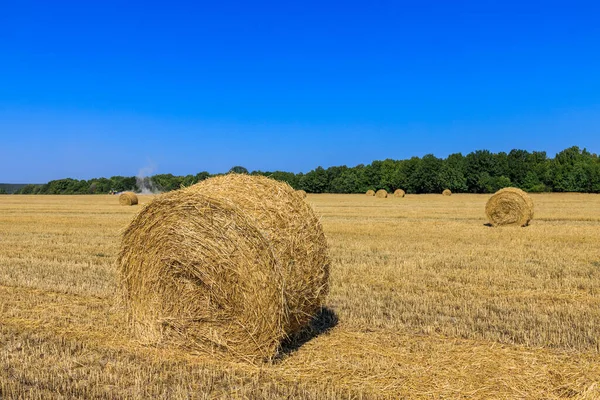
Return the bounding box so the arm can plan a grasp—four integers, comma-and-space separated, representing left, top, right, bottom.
1, 1, 599, 183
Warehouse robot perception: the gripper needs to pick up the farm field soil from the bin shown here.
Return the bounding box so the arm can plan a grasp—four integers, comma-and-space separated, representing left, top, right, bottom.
1, 193, 599, 399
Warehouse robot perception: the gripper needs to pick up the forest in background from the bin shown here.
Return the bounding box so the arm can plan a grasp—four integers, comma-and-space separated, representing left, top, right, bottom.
7, 146, 600, 195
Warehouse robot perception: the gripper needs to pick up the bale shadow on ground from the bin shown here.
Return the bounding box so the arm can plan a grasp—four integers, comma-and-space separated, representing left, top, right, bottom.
276, 307, 338, 360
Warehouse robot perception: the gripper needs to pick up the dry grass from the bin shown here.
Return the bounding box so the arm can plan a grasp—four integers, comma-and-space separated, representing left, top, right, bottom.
1, 193, 600, 398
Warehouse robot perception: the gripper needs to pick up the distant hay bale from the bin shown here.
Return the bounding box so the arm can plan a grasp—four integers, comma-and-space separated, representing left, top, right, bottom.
393, 189, 405, 198
366, 189, 375, 196
486, 187, 534, 227
442, 189, 452, 196
296, 189, 307, 199
118, 174, 330, 362
375, 189, 388, 198
119, 192, 138, 206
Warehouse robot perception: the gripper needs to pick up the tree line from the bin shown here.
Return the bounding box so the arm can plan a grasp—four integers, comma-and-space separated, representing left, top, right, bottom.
11, 146, 600, 195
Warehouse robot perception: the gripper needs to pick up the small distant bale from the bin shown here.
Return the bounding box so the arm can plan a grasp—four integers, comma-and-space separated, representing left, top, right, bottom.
375, 189, 388, 198
119, 192, 138, 206
486, 187, 534, 227
118, 174, 329, 362
393, 189, 406, 198
296, 189, 307, 199
366, 190, 375, 196
442, 189, 452, 196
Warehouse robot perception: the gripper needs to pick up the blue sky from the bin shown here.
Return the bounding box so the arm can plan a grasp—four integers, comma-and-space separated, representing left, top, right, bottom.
1, 1, 599, 183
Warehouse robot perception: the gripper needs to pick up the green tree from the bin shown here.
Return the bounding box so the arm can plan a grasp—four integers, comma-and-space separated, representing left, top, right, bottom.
401, 157, 421, 193
330, 167, 362, 193
362, 161, 383, 191
410, 154, 443, 193
269, 171, 299, 188
522, 171, 546, 192
229, 166, 249, 174
506, 149, 531, 187
465, 150, 499, 193
439, 163, 467, 192
551, 146, 595, 192
378, 159, 406, 192
150, 174, 182, 192
300, 166, 329, 193
17, 184, 38, 194
195, 171, 210, 182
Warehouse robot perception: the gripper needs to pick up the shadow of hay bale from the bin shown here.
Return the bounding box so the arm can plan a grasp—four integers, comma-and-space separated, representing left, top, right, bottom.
277, 307, 338, 359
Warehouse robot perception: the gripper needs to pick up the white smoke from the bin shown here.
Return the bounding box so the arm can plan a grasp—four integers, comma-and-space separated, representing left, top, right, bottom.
136, 163, 160, 194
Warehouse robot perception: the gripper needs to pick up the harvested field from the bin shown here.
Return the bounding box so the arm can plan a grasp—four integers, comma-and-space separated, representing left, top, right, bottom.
1, 193, 600, 398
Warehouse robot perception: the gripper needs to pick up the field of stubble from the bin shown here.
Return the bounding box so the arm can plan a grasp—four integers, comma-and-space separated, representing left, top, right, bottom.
1, 193, 599, 399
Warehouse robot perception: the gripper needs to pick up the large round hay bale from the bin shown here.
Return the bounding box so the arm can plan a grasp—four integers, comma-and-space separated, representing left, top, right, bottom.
375, 189, 388, 198
118, 174, 330, 361
393, 189, 405, 198
119, 191, 138, 206
442, 189, 452, 196
296, 189, 307, 199
485, 187, 534, 227
366, 189, 375, 196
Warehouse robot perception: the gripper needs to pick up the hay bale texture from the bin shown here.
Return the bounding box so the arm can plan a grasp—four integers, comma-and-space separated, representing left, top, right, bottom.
366, 189, 375, 196
118, 174, 330, 362
119, 192, 138, 206
393, 189, 406, 198
442, 189, 452, 196
375, 189, 388, 198
486, 187, 534, 227
296, 189, 307, 199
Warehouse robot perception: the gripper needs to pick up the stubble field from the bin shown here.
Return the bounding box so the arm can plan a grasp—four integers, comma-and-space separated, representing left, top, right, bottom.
1, 193, 599, 399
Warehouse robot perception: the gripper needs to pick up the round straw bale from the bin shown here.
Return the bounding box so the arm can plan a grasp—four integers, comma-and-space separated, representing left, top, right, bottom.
119, 191, 138, 206
375, 189, 388, 198
187, 175, 329, 333
485, 187, 534, 227
118, 174, 329, 361
442, 189, 452, 196
296, 189, 307, 199
366, 189, 375, 196
393, 189, 406, 198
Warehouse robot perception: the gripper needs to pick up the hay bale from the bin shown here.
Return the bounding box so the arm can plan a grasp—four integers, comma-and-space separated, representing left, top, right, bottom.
375, 189, 388, 198
119, 192, 138, 206
296, 189, 307, 199
485, 187, 534, 227
393, 189, 405, 198
118, 174, 330, 362
366, 189, 375, 196
442, 189, 452, 196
